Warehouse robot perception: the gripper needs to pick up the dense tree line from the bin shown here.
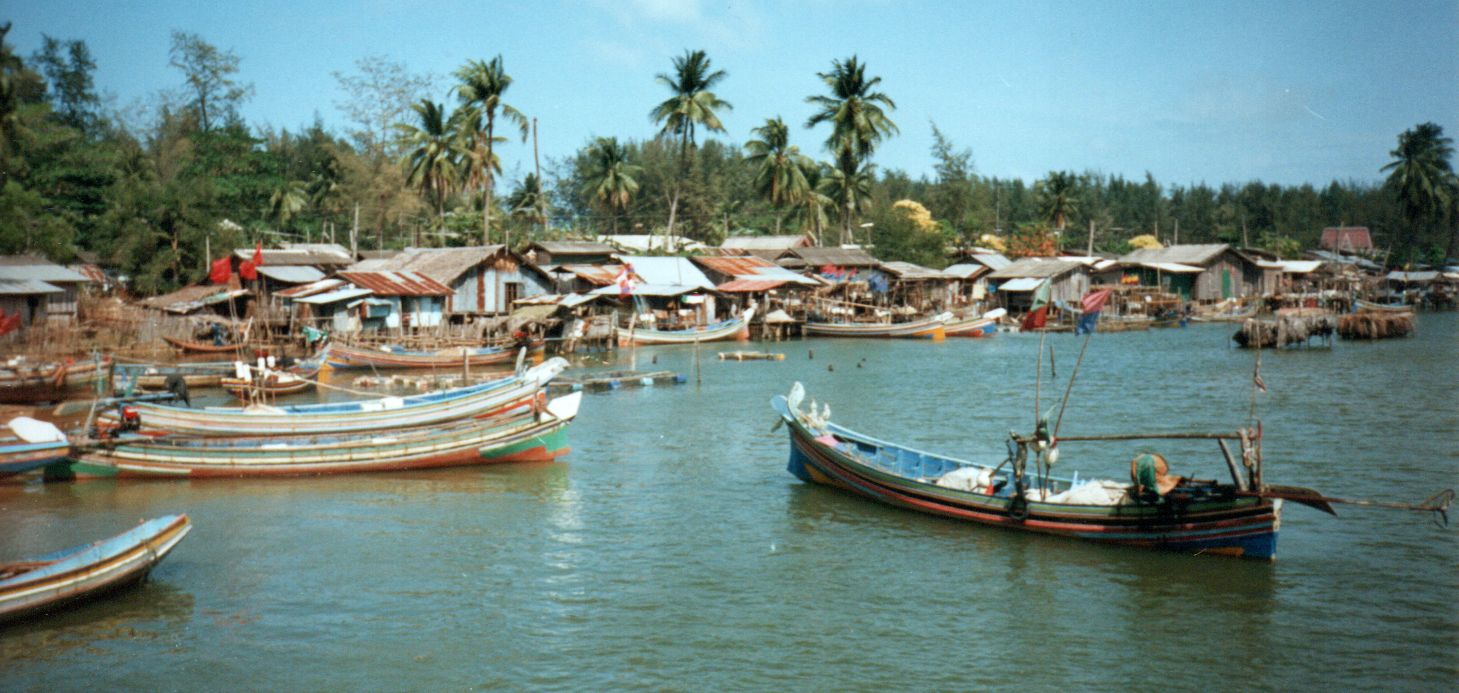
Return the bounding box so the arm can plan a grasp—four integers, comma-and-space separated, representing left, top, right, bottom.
0, 23, 1453, 297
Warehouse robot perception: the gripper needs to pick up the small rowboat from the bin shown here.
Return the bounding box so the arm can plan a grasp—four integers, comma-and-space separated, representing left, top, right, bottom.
115, 361, 236, 390
0, 356, 112, 404
60, 394, 580, 479
161, 336, 242, 354
1354, 298, 1414, 314
618, 306, 755, 346
98, 358, 568, 436
772, 383, 1302, 560
220, 363, 321, 400
323, 340, 544, 370
1, 418, 71, 479
943, 309, 1002, 338
805, 311, 950, 339
0, 515, 191, 623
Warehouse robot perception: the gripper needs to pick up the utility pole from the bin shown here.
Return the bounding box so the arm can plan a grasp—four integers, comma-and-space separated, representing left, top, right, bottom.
532, 117, 545, 235
1086, 219, 1095, 257
351, 203, 360, 258
1174, 218, 1180, 245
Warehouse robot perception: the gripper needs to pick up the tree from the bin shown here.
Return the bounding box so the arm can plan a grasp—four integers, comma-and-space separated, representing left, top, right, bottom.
167, 31, 252, 132
396, 99, 461, 222
1381, 122, 1457, 260
506, 172, 548, 231
269, 180, 308, 232
582, 137, 640, 233
744, 116, 811, 233
1036, 170, 1079, 231
32, 35, 99, 133
821, 157, 876, 244
454, 56, 528, 246
805, 55, 897, 244
927, 121, 974, 238
650, 49, 732, 243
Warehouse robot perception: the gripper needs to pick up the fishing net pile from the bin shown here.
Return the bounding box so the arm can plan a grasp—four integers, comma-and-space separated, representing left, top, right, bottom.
1337, 312, 1415, 340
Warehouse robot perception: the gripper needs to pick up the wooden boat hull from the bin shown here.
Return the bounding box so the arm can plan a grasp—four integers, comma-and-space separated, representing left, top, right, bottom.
0, 515, 191, 623
161, 336, 242, 354
805, 314, 948, 339
0, 358, 112, 404
101, 358, 567, 436
618, 312, 752, 346
772, 394, 1281, 560
1354, 299, 1413, 314
323, 341, 544, 370
942, 317, 997, 337
221, 367, 320, 399
59, 394, 580, 479
0, 439, 71, 479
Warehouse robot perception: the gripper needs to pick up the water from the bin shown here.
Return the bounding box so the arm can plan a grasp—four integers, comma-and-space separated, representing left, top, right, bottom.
4, 317, 1456, 690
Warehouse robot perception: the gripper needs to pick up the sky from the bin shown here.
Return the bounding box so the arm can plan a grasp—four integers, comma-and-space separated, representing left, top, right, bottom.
7, 0, 1458, 191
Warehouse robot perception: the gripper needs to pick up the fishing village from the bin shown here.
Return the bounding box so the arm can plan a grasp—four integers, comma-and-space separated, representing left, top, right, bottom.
3, 4, 1457, 691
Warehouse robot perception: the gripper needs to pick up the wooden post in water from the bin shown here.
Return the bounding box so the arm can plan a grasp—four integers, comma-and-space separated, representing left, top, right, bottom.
694, 333, 702, 387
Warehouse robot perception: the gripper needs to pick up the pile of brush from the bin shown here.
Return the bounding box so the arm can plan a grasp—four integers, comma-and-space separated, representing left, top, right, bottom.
1233, 315, 1338, 348
1338, 311, 1416, 340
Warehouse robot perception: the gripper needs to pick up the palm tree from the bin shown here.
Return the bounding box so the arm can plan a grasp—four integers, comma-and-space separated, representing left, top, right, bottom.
649, 49, 732, 244
582, 137, 641, 233
269, 180, 309, 232
455, 56, 528, 246
1381, 122, 1457, 259
506, 172, 548, 230
792, 164, 834, 246
396, 99, 462, 223
1036, 170, 1080, 232
805, 55, 897, 244
821, 158, 876, 245
744, 116, 812, 233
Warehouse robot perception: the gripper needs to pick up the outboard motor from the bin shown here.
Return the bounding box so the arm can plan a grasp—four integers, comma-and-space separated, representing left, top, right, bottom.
164, 373, 191, 407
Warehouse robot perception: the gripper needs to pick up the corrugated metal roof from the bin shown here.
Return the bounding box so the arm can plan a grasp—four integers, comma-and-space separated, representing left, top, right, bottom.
0, 259, 91, 283
336, 270, 451, 296
346, 246, 506, 284
0, 279, 63, 295
721, 235, 812, 250
530, 241, 617, 255
618, 256, 715, 291
1118, 244, 1230, 267
1136, 262, 1204, 274
942, 263, 991, 280
692, 255, 777, 276
70, 264, 106, 283
276, 278, 346, 298
257, 265, 326, 284
987, 258, 1088, 280
1388, 271, 1439, 282
879, 261, 948, 280
968, 253, 1011, 270
233, 246, 353, 266
996, 277, 1046, 292
296, 287, 374, 305
784, 247, 879, 267
552, 264, 619, 287
717, 278, 786, 292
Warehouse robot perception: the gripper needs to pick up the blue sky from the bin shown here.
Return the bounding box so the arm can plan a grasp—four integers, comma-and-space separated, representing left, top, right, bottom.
7, 0, 1457, 190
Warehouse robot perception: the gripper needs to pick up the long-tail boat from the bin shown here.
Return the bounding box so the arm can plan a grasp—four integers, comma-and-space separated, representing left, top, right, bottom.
0, 356, 112, 404
96, 357, 568, 436
115, 360, 237, 390
771, 382, 1351, 560
1354, 298, 1414, 314
57, 394, 580, 479
161, 336, 242, 354
804, 311, 951, 339
1, 418, 71, 479
322, 340, 544, 370
618, 306, 755, 346
943, 309, 1003, 337
0, 515, 191, 623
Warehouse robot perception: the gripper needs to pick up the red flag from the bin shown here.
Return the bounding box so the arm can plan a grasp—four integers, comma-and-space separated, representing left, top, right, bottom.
240, 261, 258, 281
1021, 305, 1049, 331
252, 241, 264, 267
1081, 289, 1113, 315
210, 256, 232, 284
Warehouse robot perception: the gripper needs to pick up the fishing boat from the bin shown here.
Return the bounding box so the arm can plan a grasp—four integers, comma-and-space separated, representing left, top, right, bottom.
942, 309, 1002, 338
1354, 298, 1414, 314
322, 340, 544, 370
1189, 302, 1259, 323
0, 356, 112, 404
220, 361, 321, 400
115, 360, 236, 390
804, 311, 951, 339
1, 418, 70, 479
59, 393, 581, 479
0, 514, 191, 623
161, 336, 243, 354
97, 357, 568, 436
771, 382, 1340, 560
618, 306, 755, 346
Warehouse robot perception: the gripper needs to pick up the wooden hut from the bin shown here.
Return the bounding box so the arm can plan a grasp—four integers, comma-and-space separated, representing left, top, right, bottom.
986, 258, 1091, 312
1117, 244, 1270, 302
348, 246, 553, 318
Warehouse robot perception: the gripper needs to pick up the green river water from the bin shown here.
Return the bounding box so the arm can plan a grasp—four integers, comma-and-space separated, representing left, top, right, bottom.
3, 316, 1456, 690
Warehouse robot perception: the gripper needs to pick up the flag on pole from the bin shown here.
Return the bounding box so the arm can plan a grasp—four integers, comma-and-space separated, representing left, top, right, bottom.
239, 241, 263, 281
209, 255, 232, 284
1021, 280, 1052, 331
1075, 288, 1113, 335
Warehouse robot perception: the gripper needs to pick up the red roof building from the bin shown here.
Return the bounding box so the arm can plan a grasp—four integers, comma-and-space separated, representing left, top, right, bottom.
1319, 227, 1373, 253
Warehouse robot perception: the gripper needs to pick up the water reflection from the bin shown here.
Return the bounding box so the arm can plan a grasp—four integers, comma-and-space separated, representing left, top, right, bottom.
0, 582, 195, 664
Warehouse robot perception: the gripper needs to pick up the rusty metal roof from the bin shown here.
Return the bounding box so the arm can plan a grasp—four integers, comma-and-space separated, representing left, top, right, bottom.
551, 264, 619, 286
716, 278, 786, 293
691, 255, 778, 276
336, 270, 451, 296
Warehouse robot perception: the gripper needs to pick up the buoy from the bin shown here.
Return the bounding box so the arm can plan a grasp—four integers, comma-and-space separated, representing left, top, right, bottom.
827, 364, 835, 372
808, 350, 814, 360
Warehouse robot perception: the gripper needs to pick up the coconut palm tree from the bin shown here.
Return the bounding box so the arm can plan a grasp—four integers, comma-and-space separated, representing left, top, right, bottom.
269, 180, 308, 232
821, 158, 877, 245
396, 99, 462, 223
455, 56, 528, 246
792, 164, 834, 246
805, 56, 897, 244
1381, 122, 1457, 259
582, 137, 641, 233
506, 172, 548, 230
1037, 170, 1080, 232
745, 116, 813, 233
649, 49, 732, 244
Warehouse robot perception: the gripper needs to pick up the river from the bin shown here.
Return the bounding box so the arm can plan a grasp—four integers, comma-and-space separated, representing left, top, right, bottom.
3, 315, 1456, 690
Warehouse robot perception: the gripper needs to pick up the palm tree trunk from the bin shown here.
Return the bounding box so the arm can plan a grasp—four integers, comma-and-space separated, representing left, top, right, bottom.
484, 119, 495, 247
